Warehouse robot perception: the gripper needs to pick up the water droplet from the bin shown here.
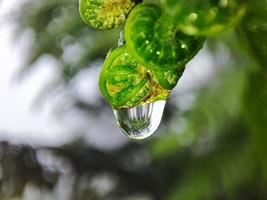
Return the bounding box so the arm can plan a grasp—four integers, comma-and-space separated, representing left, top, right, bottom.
113, 100, 166, 140
118, 31, 125, 46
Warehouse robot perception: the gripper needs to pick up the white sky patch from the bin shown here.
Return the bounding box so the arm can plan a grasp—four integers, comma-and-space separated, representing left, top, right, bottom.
70, 62, 103, 105
0, 0, 78, 146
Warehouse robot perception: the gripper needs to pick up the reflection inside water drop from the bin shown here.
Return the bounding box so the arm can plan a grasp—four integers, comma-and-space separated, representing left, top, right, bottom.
113, 100, 166, 140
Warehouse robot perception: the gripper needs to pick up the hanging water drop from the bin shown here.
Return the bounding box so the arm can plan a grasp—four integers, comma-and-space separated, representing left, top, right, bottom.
113, 100, 166, 140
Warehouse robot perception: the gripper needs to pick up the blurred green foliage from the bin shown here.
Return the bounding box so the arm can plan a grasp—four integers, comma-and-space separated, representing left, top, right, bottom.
1, 0, 266, 199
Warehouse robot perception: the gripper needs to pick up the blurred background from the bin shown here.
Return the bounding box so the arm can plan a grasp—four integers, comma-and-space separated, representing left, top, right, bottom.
0, 0, 266, 199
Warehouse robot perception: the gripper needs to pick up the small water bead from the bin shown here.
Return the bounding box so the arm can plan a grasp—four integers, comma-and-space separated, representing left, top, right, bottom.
117, 31, 125, 46
113, 100, 166, 140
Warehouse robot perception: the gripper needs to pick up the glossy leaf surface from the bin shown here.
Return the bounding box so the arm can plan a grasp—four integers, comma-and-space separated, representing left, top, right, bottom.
154, 67, 185, 90
125, 3, 205, 71
99, 46, 169, 109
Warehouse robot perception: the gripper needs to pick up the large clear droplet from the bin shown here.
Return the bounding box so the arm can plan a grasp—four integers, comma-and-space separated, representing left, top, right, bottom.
113, 100, 166, 140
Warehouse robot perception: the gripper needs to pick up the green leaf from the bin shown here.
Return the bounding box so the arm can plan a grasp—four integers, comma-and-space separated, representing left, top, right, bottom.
124, 3, 204, 71
99, 46, 170, 109
79, 0, 136, 29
